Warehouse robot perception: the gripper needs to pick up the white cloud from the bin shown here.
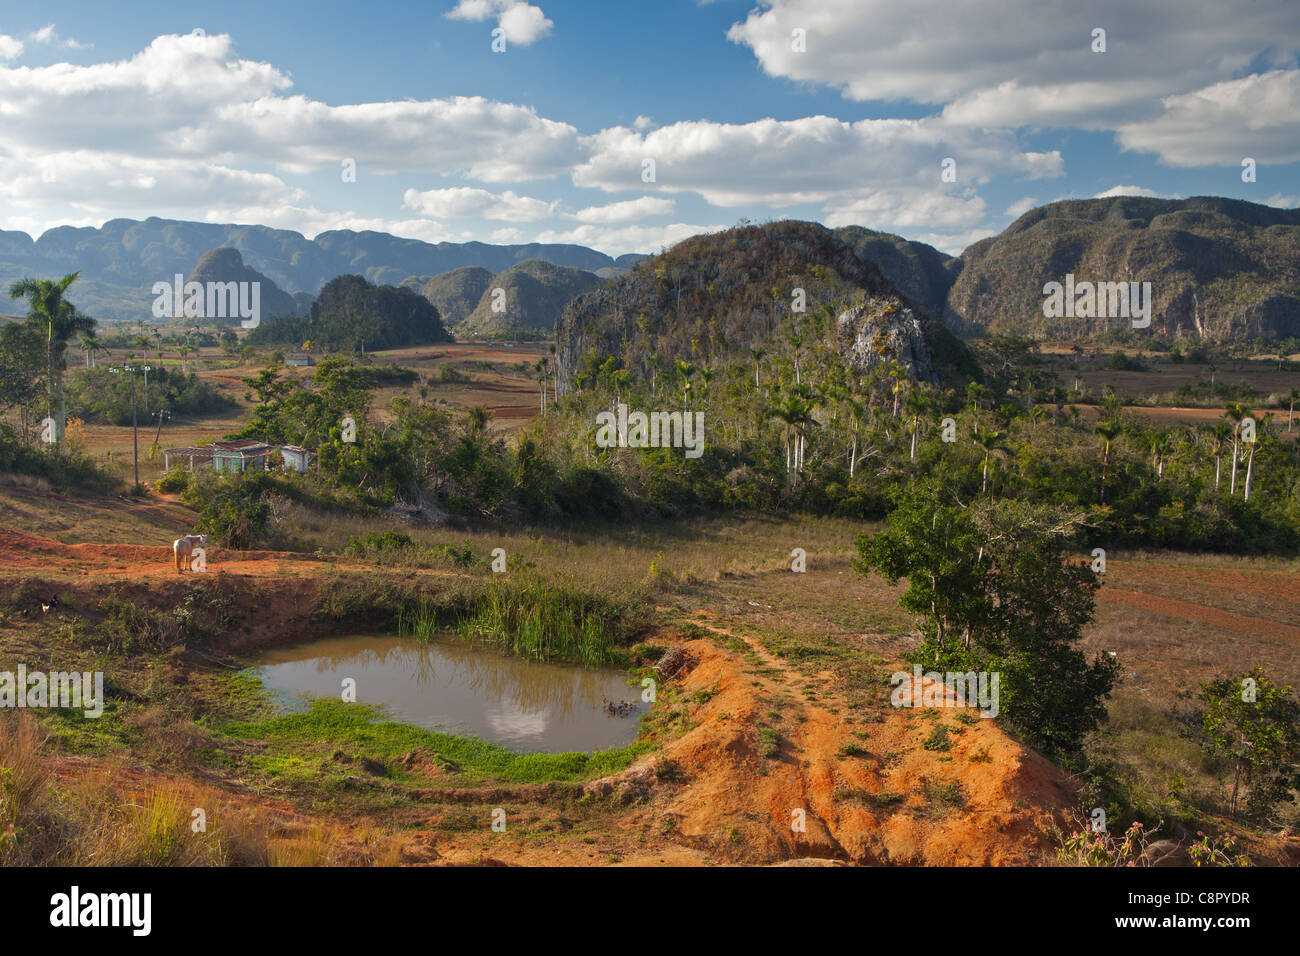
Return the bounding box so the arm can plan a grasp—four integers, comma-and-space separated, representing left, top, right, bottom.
526, 221, 728, 257
402, 186, 557, 221
574, 115, 1061, 208
907, 227, 997, 258
0, 152, 304, 212
27, 24, 92, 50
727, 0, 1300, 132
1003, 196, 1037, 218
572, 196, 675, 223
825, 189, 987, 232
0, 35, 23, 60
1093, 184, 1166, 198
1264, 193, 1299, 208
1116, 70, 1300, 167
446, 1, 554, 46
0, 33, 581, 181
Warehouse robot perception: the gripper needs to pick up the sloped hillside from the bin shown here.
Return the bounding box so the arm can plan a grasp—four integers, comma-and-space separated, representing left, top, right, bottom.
554, 220, 972, 390
178, 247, 302, 324
945, 196, 1300, 341
835, 225, 961, 319
458, 259, 603, 339
410, 266, 494, 329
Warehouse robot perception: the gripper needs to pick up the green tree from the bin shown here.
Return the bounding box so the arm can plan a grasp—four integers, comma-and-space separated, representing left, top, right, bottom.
1200, 668, 1300, 819
8, 271, 95, 450
855, 483, 1117, 761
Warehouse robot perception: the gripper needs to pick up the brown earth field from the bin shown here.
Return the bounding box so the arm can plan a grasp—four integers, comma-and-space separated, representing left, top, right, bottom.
1, 480, 1297, 867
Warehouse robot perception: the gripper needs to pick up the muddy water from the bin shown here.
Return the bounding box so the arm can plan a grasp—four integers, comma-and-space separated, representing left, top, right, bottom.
251, 633, 646, 753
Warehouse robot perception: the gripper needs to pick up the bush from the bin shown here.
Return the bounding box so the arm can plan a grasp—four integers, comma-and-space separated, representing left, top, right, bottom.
156, 470, 190, 493
181, 470, 273, 549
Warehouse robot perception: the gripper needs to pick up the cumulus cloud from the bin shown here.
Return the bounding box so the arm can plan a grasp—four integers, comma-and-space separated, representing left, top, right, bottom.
526, 221, 729, 257
1003, 196, 1037, 218
1264, 193, 1299, 208
727, 0, 1299, 134
27, 24, 90, 49
1116, 70, 1300, 166
571, 196, 675, 223
1093, 185, 1167, 198
574, 115, 1061, 208
0, 35, 23, 60
446, 1, 554, 46
0, 33, 581, 181
0, 152, 304, 212
402, 186, 557, 221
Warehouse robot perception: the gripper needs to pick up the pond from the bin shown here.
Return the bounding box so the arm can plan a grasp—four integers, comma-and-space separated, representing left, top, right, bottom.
250, 633, 647, 753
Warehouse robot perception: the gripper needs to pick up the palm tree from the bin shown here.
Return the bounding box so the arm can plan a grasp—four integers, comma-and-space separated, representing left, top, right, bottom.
965, 381, 985, 422
767, 396, 816, 475
533, 358, 549, 413
78, 333, 96, 369
888, 362, 907, 419
1287, 388, 1299, 433
904, 391, 933, 461
698, 366, 715, 408
845, 395, 866, 478
787, 331, 803, 385
676, 360, 697, 409
1209, 421, 1232, 490
9, 271, 94, 451
972, 425, 1007, 495
1224, 403, 1249, 496
750, 347, 767, 389
1095, 420, 1123, 502
1243, 414, 1268, 502
1146, 432, 1171, 479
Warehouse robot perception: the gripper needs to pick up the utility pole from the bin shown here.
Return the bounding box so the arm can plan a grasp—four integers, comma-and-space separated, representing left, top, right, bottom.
111, 364, 151, 489
151, 408, 172, 457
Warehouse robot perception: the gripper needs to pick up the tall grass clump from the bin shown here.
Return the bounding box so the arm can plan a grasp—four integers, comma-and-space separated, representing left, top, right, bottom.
396, 599, 441, 644
456, 576, 648, 667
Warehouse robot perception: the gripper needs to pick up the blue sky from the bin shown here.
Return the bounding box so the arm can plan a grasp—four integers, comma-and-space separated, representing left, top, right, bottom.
0, 0, 1296, 256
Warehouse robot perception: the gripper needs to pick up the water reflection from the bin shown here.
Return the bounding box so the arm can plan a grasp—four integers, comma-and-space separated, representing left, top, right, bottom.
252, 633, 645, 753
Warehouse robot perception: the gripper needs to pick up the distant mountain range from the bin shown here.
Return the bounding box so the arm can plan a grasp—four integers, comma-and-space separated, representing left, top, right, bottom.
0, 217, 646, 323
3, 197, 1296, 342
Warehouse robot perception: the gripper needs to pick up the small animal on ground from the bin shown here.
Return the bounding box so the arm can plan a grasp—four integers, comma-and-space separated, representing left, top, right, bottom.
173, 534, 209, 572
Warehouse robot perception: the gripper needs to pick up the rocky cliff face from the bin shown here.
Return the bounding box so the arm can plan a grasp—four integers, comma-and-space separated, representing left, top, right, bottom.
836, 301, 938, 383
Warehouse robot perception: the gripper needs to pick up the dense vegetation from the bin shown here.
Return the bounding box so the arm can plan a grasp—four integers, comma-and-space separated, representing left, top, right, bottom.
245, 274, 451, 352
66, 365, 233, 425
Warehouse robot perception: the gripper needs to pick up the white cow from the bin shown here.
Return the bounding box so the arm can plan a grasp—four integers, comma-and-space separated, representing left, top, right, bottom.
173, 534, 208, 573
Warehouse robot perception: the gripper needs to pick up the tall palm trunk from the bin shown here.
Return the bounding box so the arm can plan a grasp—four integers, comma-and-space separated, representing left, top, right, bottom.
1244, 445, 1256, 501
1230, 433, 1240, 495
